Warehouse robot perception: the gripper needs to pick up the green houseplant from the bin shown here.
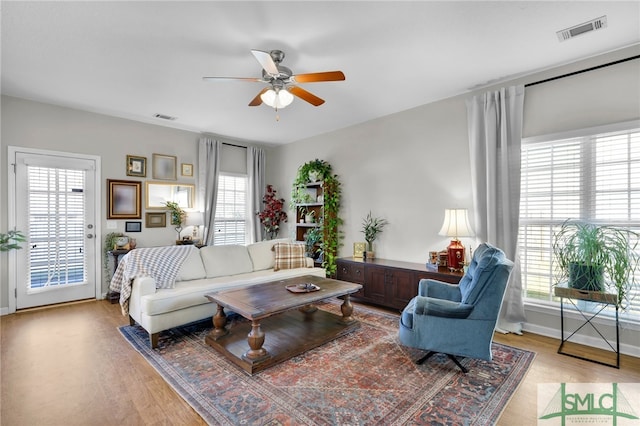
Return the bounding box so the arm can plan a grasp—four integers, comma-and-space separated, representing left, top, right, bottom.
304, 226, 323, 259
361, 211, 389, 259
291, 159, 342, 276
103, 232, 124, 281
165, 201, 187, 240
1, 230, 26, 252
553, 219, 639, 309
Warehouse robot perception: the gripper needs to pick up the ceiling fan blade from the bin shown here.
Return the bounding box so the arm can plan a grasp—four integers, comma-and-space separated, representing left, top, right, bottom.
202, 77, 263, 82
291, 71, 345, 83
249, 87, 269, 106
251, 49, 279, 76
289, 86, 325, 106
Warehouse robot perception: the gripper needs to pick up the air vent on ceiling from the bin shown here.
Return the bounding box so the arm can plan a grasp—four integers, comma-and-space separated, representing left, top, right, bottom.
557, 16, 607, 42
153, 113, 177, 121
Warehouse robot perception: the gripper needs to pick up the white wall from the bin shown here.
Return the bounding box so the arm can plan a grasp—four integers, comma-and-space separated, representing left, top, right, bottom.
1, 97, 206, 307
268, 45, 640, 355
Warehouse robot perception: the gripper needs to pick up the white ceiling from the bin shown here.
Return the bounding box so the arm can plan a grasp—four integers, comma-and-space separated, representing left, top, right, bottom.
2, 1, 639, 145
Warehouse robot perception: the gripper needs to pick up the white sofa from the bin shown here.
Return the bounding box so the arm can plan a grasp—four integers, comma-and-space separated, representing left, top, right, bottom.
126, 239, 325, 348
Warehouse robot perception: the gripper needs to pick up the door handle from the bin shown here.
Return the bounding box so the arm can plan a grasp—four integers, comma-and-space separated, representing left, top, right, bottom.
86, 234, 94, 239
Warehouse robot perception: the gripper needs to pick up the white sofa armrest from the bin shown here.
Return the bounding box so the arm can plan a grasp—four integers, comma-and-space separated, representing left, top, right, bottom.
128, 276, 156, 321
305, 257, 315, 268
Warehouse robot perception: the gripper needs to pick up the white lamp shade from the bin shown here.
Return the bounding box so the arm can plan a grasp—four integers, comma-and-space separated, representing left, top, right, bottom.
185, 211, 204, 227
438, 209, 475, 239
260, 88, 293, 109
277, 88, 293, 107
260, 89, 276, 106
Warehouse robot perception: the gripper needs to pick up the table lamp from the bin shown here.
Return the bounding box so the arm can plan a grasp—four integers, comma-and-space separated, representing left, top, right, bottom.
185, 211, 204, 240
438, 208, 475, 271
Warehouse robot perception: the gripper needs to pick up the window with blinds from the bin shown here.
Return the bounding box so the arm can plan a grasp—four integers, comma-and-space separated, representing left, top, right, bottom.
519, 127, 640, 320
213, 174, 248, 245
27, 166, 86, 289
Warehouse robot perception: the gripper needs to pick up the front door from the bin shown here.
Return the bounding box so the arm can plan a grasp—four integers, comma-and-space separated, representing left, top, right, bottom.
10, 148, 100, 309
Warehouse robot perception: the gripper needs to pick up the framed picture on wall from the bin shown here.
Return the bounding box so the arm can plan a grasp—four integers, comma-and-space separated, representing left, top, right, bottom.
126, 155, 147, 177
125, 221, 142, 232
152, 153, 177, 180
146, 212, 166, 228
181, 163, 193, 177
107, 179, 141, 219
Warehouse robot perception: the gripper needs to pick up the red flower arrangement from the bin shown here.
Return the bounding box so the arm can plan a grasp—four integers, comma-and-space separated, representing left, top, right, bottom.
257, 185, 288, 240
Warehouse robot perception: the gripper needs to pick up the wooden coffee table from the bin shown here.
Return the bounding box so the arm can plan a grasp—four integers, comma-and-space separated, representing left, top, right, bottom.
204, 275, 363, 374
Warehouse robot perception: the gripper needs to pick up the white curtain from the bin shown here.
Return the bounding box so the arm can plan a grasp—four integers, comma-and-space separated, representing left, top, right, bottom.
247, 146, 266, 243
466, 85, 526, 334
198, 138, 221, 246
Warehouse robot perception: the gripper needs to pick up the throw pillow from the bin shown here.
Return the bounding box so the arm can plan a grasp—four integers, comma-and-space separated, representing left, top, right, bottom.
272, 242, 307, 271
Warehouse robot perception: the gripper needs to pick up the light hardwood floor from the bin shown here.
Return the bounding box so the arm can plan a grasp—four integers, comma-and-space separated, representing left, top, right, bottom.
1, 299, 638, 425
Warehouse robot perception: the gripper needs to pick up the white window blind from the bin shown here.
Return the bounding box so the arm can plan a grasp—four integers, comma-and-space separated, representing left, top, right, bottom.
27, 166, 86, 289
213, 174, 247, 245
519, 127, 640, 320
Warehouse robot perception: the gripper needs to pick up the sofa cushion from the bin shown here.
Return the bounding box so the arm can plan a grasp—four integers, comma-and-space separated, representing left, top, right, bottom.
273, 242, 307, 271
247, 238, 290, 271
175, 247, 206, 281
140, 266, 327, 316
200, 245, 254, 278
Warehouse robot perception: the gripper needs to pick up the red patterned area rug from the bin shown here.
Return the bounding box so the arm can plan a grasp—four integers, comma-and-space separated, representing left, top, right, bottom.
119, 301, 534, 425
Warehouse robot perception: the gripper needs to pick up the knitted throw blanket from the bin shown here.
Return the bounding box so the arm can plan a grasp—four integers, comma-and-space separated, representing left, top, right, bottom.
109, 245, 195, 315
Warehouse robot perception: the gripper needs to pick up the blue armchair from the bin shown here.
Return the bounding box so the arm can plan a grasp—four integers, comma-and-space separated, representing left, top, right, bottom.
398, 243, 514, 372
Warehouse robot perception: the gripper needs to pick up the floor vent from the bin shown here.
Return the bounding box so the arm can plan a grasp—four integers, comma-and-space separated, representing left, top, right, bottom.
153, 113, 177, 121
557, 16, 607, 42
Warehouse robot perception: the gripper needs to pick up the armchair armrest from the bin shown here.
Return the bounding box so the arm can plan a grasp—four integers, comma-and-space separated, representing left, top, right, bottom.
418, 279, 462, 302
414, 296, 473, 319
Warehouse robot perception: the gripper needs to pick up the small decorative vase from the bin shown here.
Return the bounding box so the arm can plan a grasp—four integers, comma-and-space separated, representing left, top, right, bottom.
366, 251, 375, 259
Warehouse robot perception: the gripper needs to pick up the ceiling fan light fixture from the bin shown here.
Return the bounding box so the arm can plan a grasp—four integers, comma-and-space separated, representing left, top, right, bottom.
260, 87, 294, 109
278, 88, 293, 107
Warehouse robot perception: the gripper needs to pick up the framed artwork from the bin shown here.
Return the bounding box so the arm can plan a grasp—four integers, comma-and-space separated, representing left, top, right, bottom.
353, 242, 367, 258
126, 155, 147, 177
146, 212, 167, 228
125, 221, 142, 232
107, 179, 141, 219
181, 163, 193, 177
152, 153, 177, 180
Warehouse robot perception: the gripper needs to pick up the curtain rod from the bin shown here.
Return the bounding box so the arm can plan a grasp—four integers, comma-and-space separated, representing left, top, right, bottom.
525, 54, 640, 88
222, 142, 247, 149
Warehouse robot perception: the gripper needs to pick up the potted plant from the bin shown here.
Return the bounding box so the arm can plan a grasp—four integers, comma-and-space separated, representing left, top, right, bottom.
257, 185, 288, 240
304, 226, 323, 259
1, 230, 26, 252
103, 232, 124, 280
291, 159, 343, 277
553, 219, 639, 309
361, 211, 389, 259
165, 201, 187, 240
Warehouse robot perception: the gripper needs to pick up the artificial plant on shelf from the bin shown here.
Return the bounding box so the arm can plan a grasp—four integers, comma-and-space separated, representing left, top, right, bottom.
257, 185, 288, 240
361, 211, 389, 258
291, 159, 343, 276
304, 225, 324, 259
165, 201, 187, 240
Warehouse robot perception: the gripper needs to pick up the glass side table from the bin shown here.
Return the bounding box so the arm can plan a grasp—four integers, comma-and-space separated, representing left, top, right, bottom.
554, 283, 619, 368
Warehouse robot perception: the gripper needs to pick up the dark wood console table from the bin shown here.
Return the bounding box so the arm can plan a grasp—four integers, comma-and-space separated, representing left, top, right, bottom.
106, 249, 130, 303
336, 257, 463, 311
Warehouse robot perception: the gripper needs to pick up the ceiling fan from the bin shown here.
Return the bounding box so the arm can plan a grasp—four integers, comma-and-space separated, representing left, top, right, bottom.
203, 49, 345, 109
